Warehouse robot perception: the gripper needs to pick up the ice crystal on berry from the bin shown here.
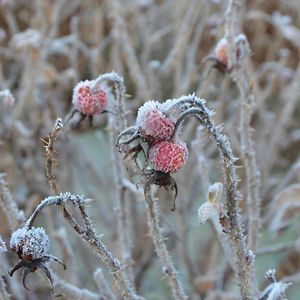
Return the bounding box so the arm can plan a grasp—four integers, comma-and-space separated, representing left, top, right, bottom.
136, 101, 175, 142
10, 227, 49, 260
72, 80, 107, 116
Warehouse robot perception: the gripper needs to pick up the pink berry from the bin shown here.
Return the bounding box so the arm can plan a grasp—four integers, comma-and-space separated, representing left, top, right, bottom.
215, 38, 228, 66
72, 80, 108, 116
136, 101, 175, 142
149, 141, 188, 173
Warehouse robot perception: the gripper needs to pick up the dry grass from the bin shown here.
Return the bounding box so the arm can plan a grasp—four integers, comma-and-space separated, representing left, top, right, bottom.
0, 0, 300, 299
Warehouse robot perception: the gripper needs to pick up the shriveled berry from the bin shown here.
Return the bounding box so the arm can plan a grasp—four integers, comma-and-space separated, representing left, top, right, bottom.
215, 38, 228, 66
72, 80, 107, 116
149, 141, 188, 173
136, 101, 175, 142
10, 227, 49, 260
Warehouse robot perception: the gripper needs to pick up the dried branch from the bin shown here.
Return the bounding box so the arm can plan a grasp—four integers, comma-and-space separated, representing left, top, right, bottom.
225, 0, 261, 252
52, 272, 99, 300
43, 117, 63, 195
175, 94, 257, 299
0, 173, 24, 231
94, 72, 137, 291
93, 268, 117, 300
25, 193, 143, 300
145, 188, 187, 300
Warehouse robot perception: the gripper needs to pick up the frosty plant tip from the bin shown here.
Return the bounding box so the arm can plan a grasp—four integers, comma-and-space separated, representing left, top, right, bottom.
117, 95, 209, 211
0, 236, 7, 254
9, 226, 66, 293
203, 34, 250, 73
66, 79, 108, 128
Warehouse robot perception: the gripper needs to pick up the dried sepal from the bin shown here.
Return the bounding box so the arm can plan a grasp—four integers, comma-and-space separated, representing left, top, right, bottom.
198, 202, 215, 224
259, 269, 292, 300
208, 182, 224, 204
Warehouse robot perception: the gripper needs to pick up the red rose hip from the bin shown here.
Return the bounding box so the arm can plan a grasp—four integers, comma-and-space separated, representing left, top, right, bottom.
149, 140, 188, 173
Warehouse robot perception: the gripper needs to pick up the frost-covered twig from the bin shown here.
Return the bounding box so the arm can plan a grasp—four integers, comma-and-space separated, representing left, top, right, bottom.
43, 117, 63, 195
225, 0, 261, 253
175, 94, 257, 299
161, 0, 200, 74
52, 272, 99, 300
109, 1, 150, 100
25, 193, 143, 300
0, 277, 9, 300
0, 173, 24, 231
93, 268, 117, 300
145, 188, 187, 300
94, 72, 137, 290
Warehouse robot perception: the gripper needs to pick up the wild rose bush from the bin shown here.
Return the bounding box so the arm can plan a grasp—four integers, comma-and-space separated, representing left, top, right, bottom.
1, 1, 300, 300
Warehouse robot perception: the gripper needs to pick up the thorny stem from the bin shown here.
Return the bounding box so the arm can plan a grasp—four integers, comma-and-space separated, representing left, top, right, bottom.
43, 118, 83, 234
43, 118, 63, 195
225, 0, 261, 253
144, 188, 187, 300
94, 72, 137, 291
25, 193, 143, 300
174, 95, 257, 299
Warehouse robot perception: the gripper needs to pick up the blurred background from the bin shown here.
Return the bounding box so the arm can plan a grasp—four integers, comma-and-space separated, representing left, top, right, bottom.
0, 0, 300, 299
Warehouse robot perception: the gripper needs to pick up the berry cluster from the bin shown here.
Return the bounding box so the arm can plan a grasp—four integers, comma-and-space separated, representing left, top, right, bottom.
117, 97, 206, 210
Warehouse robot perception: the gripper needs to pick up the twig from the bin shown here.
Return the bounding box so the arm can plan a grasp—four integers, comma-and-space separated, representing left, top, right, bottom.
94, 72, 137, 291
25, 193, 144, 300
175, 94, 257, 299
0, 277, 9, 300
0, 173, 24, 231
52, 272, 99, 300
43, 117, 63, 195
93, 268, 117, 300
225, 0, 261, 252
145, 188, 187, 300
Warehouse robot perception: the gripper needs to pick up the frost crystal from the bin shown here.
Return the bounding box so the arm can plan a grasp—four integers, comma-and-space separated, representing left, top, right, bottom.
0, 89, 15, 109
198, 202, 214, 224
149, 141, 188, 173
0, 236, 7, 254
136, 100, 161, 128
136, 101, 175, 141
10, 227, 49, 259
72, 80, 108, 116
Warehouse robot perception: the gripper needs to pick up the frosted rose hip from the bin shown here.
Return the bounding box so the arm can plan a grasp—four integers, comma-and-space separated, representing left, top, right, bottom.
149, 141, 188, 173
10, 227, 49, 260
136, 101, 175, 141
72, 80, 107, 116
215, 38, 228, 66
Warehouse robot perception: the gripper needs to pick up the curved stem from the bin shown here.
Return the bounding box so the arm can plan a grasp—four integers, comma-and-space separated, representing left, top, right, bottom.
175, 95, 257, 299
144, 188, 187, 300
